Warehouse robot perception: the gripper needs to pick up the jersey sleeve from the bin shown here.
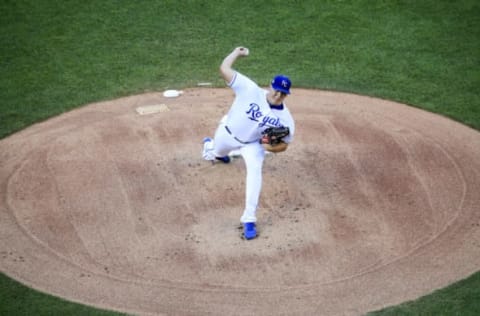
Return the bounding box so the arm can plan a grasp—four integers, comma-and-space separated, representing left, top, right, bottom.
229, 72, 259, 95
282, 122, 295, 144
279, 108, 295, 144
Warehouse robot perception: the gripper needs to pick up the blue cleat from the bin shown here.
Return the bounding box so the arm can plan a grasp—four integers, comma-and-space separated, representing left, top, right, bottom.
203, 137, 230, 163
243, 222, 257, 240
215, 155, 231, 163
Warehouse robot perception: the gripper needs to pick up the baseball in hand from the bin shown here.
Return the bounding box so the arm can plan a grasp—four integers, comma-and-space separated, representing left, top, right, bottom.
240, 47, 249, 56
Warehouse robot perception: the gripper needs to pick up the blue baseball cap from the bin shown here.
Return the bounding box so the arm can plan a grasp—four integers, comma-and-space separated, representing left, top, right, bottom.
271, 75, 291, 94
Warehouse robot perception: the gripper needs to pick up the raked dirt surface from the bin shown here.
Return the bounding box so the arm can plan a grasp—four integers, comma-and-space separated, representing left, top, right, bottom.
1, 88, 479, 315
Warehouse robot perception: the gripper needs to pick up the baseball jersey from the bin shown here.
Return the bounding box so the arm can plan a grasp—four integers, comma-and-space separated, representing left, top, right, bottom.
225, 72, 295, 144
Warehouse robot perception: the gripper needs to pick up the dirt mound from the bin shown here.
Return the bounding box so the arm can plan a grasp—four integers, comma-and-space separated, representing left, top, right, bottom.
1, 88, 479, 315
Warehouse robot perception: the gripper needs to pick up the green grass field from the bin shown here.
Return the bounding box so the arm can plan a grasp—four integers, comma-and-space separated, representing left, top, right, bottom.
1, 0, 479, 315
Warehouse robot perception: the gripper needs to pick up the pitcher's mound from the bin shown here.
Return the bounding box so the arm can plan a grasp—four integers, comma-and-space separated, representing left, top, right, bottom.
1, 88, 479, 315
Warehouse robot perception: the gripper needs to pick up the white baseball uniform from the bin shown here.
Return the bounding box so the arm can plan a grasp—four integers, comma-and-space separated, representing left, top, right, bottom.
203, 71, 295, 223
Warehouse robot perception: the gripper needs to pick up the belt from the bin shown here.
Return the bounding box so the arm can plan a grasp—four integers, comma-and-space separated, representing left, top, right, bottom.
225, 126, 256, 144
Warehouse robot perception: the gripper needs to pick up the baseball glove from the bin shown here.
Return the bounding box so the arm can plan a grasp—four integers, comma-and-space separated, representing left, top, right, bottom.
261, 126, 290, 145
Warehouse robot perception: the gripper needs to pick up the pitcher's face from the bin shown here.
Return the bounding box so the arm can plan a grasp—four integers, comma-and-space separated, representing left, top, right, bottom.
267, 88, 288, 105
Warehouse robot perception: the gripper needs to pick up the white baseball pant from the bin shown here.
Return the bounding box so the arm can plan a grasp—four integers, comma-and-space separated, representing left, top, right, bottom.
203, 122, 265, 223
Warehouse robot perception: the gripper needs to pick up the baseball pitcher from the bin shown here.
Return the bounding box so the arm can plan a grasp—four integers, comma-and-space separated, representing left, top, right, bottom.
202, 46, 295, 240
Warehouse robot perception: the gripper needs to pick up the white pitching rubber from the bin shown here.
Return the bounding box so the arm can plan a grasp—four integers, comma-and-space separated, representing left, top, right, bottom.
163, 90, 183, 98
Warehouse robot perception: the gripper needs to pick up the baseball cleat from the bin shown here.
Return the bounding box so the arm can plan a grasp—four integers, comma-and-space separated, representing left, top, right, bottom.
243, 222, 257, 240
215, 156, 231, 163
202, 137, 215, 161
203, 137, 230, 163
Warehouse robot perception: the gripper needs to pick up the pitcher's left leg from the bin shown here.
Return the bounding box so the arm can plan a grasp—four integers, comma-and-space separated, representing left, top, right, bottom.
239, 143, 265, 224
